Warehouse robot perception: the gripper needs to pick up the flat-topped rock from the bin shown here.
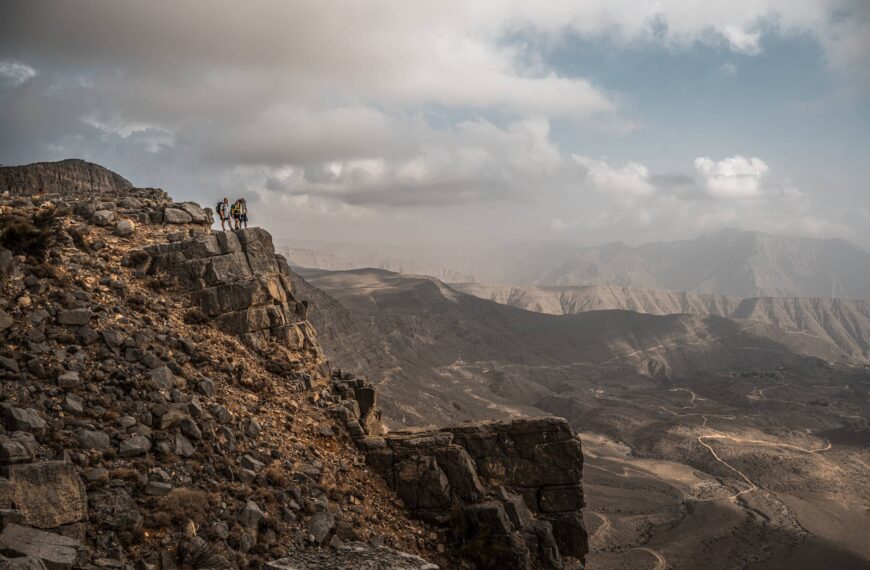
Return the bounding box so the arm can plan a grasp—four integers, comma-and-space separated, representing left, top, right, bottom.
0, 524, 82, 568
266, 542, 439, 570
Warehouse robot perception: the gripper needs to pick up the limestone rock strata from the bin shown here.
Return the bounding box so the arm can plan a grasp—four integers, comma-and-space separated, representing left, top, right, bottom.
267, 541, 439, 569
329, 372, 587, 569
137, 228, 319, 356
0, 159, 211, 227
0, 159, 132, 197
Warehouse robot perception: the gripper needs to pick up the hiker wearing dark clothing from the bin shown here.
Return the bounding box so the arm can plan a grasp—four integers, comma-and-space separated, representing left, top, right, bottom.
231, 198, 248, 230
216, 197, 231, 231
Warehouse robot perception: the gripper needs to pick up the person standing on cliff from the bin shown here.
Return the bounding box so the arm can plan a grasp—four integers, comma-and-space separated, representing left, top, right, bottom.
216, 197, 231, 231
231, 198, 248, 230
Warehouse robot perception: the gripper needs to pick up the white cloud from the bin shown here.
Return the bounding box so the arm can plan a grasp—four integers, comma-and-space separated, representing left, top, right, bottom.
550, 218, 579, 231
573, 155, 656, 199
0, 60, 36, 85
719, 62, 738, 77
694, 155, 770, 199
253, 116, 564, 207
722, 26, 762, 55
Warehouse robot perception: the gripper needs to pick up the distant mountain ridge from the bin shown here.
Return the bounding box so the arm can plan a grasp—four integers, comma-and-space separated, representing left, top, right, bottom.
280, 230, 870, 299
279, 243, 477, 283
452, 283, 870, 362
520, 229, 870, 299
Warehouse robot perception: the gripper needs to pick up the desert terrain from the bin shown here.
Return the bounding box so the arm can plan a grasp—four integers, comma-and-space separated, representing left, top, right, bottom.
293, 266, 870, 569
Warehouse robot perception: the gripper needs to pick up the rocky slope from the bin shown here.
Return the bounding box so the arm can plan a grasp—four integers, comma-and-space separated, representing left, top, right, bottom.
452, 283, 870, 362
0, 160, 587, 569
295, 267, 850, 429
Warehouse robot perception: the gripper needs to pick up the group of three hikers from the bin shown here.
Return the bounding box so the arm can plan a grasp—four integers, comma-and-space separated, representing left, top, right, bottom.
215, 197, 248, 231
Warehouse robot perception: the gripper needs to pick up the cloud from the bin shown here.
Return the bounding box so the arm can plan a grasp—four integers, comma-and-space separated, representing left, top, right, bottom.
694, 155, 769, 199
722, 27, 762, 55
0, 60, 35, 85
0, 1, 865, 247
550, 218, 580, 231
719, 62, 738, 77
573, 155, 655, 199
255, 116, 563, 207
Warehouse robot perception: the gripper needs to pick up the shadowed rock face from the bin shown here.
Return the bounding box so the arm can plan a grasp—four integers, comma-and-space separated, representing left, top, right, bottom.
0, 159, 133, 196
330, 372, 588, 569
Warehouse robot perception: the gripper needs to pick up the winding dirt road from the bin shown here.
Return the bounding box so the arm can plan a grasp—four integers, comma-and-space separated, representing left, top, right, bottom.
631, 547, 668, 570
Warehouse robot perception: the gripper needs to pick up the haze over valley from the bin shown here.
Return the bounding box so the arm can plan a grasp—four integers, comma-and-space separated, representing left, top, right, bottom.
291, 261, 870, 569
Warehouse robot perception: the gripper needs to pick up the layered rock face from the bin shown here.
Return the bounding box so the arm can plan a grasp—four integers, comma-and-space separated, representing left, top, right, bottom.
0, 158, 210, 229
137, 228, 320, 358
330, 373, 588, 569
0, 159, 133, 196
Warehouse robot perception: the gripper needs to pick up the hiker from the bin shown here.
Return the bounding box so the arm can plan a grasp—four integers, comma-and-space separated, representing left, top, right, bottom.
216, 197, 231, 231
231, 198, 248, 230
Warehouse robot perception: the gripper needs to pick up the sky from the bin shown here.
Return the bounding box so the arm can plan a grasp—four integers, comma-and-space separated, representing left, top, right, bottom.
1, 1, 869, 248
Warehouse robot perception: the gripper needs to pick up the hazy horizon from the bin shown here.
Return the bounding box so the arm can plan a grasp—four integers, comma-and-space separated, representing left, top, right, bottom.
2, 1, 869, 248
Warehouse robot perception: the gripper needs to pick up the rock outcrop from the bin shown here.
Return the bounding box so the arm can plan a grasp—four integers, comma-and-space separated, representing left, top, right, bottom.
0, 159, 133, 197
136, 229, 319, 357
330, 372, 587, 569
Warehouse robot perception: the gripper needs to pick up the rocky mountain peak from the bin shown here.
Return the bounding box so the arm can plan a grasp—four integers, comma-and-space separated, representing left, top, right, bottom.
0, 159, 134, 197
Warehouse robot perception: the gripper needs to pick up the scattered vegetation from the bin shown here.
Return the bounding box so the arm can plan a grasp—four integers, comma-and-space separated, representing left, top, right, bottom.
158, 488, 220, 526
0, 207, 63, 261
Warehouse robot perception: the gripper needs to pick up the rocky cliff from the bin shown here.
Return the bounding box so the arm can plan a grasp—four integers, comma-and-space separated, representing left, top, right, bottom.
329, 373, 586, 569
0, 159, 134, 197
0, 160, 587, 569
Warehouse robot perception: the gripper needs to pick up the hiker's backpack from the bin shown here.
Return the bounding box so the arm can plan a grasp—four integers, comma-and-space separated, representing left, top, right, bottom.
216, 201, 223, 215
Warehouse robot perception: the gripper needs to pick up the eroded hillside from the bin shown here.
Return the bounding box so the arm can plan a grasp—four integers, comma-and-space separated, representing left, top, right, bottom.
296, 266, 870, 569
452, 283, 870, 362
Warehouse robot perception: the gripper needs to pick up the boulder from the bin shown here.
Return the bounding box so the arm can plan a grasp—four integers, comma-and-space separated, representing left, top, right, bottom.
3, 462, 87, 528
0, 524, 81, 569
196, 378, 215, 397
114, 219, 135, 237
0, 433, 37, 464
174, 434, 195, 457
162, 208, 193, 224
238, 500, 264, 529
148, 366, 176, 391
76, 429, 110, 451
1, 407, 46, 434
118, 435, 151, 457
307, 511, 335, 545
56, 371, 80, 389
56, 309, 92, 326
174, 202, 211, 223
91, 210, 115, 226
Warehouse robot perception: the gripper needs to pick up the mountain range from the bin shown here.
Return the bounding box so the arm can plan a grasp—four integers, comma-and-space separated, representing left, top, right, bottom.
452, 283, 870, 362
283, 229, 870, 299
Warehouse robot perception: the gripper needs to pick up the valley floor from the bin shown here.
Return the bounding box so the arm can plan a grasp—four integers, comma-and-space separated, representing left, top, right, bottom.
577, 381, 870, 569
